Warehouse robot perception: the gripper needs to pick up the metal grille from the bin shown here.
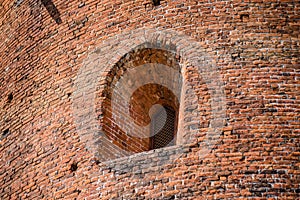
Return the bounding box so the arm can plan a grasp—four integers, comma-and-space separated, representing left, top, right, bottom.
151, 106, 176, 149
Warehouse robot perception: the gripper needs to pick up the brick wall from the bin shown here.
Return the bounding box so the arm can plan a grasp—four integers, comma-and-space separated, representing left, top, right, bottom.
0, 0, 299, 199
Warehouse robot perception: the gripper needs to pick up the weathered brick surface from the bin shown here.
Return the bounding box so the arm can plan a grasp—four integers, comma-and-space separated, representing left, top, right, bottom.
0, 0, 299, 199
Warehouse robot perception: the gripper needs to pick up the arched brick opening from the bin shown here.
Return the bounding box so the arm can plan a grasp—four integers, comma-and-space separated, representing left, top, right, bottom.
73, 28, 225, 162
96, 48, 181, 154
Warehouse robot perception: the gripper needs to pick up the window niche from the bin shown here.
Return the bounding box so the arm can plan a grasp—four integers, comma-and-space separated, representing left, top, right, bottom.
96, 47, 182, 156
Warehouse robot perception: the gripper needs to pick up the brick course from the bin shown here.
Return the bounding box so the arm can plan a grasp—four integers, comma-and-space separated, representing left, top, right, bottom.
0, 0, 299, 199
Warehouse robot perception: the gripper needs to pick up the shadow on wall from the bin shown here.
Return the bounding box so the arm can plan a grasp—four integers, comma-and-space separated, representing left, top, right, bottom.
41, 0, 62, 24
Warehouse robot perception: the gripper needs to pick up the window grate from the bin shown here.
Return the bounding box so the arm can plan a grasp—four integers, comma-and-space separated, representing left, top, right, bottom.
151, 106, 176, 149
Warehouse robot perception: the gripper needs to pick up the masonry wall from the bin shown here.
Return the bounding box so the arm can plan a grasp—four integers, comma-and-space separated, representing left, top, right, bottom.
0, 0, 299, 199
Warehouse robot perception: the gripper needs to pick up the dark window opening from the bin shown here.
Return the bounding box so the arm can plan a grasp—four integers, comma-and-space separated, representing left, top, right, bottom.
2, 129, 10, 138
150, 106, 177, 150
152, 0, 161, 6
7, 93, 13, 103
70, 162, 78, 172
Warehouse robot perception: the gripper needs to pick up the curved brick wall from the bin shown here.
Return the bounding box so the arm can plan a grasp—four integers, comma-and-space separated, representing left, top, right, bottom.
0, 0, 299, 199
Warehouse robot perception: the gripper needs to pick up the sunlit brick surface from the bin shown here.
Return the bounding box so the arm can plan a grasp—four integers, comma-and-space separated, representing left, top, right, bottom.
0, 0, 299, 199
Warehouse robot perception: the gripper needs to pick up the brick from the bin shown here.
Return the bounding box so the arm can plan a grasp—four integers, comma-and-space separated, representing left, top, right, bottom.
0, 0, 299, 199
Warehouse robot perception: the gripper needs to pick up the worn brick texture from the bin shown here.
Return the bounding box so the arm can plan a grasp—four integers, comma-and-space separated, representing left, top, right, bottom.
0, 0, 299, 199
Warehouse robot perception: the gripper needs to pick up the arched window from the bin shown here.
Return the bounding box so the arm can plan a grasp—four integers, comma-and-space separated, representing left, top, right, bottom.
73, 30, 222, 163
98, 48, 181, 154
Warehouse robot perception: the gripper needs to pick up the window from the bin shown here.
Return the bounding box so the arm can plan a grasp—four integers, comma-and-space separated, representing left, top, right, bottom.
98, 48, 181, 158
150, 105, 177, 150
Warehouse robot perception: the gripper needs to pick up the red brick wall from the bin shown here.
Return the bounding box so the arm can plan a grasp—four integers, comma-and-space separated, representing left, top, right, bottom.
0, 0, 299, 199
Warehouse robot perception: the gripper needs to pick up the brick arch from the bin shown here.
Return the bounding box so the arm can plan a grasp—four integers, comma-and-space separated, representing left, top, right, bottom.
72, 28, 226, 162
96, 47, 181, 154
